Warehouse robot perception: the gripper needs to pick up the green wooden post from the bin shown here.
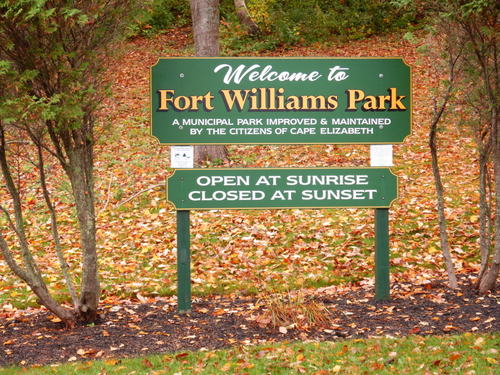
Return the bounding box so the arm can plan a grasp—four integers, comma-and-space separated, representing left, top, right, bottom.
375, 208, 390, 300
177, 210, 191, 313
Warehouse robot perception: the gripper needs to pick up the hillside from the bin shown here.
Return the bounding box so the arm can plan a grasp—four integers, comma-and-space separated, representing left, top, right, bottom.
1, 28, 481, 306
95, 28, 480, 301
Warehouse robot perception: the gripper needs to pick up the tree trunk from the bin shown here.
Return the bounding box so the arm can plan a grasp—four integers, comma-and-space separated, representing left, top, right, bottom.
27, 280, 77, 327
194, 145, 228, 165
190, 0, 220, 56
0, 128, 77, 327
429, 117, 458, 288
190, 0, 228, 164
234, 0, 260, 35
479, 108, 499, 293
0, 233, 77, 327
65, 128, 100, 323
37, 145, 79, 307
475, 151, 492, 286
426, 51, 460, 289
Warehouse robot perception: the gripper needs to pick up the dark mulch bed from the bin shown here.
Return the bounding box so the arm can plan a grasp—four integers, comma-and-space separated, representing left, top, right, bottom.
1, 277, 498, 367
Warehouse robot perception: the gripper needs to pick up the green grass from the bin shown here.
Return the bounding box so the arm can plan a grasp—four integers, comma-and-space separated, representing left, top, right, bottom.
1, 333, 497, 374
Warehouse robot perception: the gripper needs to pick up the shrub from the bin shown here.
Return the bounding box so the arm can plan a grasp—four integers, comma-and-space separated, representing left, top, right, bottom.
135, 0, 419, 50
254, 0, 418, 43
131, 0, 191, 36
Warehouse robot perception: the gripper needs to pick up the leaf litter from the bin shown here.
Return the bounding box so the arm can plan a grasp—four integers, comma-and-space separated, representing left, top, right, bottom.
0, 276, 497, 367
0, 28, 498, 366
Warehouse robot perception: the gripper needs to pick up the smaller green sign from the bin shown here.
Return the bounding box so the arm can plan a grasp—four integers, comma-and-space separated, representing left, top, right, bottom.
167, 168, 397, 210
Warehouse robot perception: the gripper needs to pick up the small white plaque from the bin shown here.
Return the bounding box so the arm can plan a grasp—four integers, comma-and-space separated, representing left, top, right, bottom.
370, 145, 393, 167
171, 146, 194, 169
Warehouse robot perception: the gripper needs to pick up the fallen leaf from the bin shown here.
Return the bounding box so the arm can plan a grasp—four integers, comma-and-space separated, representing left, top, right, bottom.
473, 337, 485, 347
104, 359, 121, 365
221, 362, 232, 371
409, 327, 421, 334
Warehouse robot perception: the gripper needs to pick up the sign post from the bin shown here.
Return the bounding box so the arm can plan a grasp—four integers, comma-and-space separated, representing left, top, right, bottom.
371, 144, 393, 300
167, 167, 398, 306
171, 145, 194, 313
152, 57, 411, 311
176, 210, 191, 313
375, 208, 390, 300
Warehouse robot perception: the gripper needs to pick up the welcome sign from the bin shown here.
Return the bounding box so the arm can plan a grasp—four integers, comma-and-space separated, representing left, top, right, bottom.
167, 168, 397, 210
151, 58, 411, 145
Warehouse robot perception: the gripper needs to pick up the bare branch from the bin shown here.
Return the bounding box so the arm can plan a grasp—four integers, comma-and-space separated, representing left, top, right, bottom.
115, 183, 163, 208
0, 232, 29, 282
102, 174, 114, 212
0, 125, 46, 284
36, 144, 79, 305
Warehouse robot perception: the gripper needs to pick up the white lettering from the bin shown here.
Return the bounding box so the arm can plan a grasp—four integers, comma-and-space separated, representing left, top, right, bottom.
327, 66, 350, 81
214, 64, 322, 85
301, 189, 377, 200
285, 175, 369, 186
188, 190, 265, 201
196, 175, 250, 186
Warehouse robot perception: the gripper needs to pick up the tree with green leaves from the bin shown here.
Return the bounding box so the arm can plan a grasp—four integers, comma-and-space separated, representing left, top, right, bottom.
0, 0, 140, 326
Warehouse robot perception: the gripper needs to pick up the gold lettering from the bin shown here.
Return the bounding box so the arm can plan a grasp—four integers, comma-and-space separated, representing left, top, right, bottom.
346, 89, 365, 110
362, 96, 378, 110
157, 90, 214, 111
277, 88, 286, 110
301, 96, 327, 110
219, 89, 251, 111
327, 95, 338, 110
158, 89, 175, 110
285, 96, 301, 110
388, 88, 406, 110
346, 88, 406, 111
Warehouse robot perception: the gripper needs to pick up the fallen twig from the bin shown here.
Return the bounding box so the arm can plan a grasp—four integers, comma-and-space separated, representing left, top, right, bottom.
115, 183, 163, 208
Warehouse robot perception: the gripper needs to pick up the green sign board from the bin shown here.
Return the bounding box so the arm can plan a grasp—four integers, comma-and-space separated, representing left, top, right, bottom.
167, 168, 397, 210
151, 58, 411, 145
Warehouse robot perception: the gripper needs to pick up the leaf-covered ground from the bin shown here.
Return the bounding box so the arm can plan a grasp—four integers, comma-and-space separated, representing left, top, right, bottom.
0, 28, 484, 308
0, 27, 497, 367
1, 277, 498, 367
